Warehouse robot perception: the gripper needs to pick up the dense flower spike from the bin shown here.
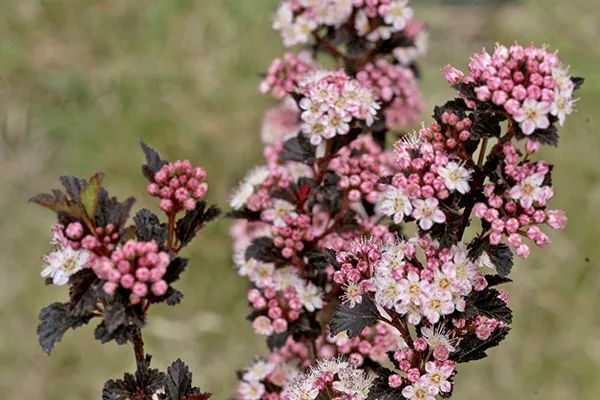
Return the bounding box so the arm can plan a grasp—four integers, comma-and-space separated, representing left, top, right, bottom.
33, 144, 220, 399
233, 35, 582, 400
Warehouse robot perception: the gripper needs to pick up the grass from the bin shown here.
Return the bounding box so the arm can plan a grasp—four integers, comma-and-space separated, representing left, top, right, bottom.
0, 0, 598, 398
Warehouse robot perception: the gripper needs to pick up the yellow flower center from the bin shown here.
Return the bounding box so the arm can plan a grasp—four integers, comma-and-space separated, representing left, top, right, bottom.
63, 257, 79, 273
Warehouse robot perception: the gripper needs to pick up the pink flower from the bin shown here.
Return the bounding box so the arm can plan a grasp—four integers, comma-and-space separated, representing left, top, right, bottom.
412, 198, 446, 230
513, 98, 551, 135
508, 172, 546, 209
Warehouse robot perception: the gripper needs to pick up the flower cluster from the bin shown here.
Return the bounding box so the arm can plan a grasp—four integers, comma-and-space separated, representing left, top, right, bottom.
147, 159, 208, 213
378, 137, 473, 230
298, 70, 380, 145
472, 141, 567, 258
328, 136, 395, 204
93, 240, 170, 304
357, 59, 424, 129
274, 0, 419, 50
372, 239, 488, 325
419, 111, 473, 153
237, 357, 302, 400
284, 359, 375, 400
445, 43, 579, 137
260, 52, 314, 99
33, 143, 220, 399
233, 38, 582, 400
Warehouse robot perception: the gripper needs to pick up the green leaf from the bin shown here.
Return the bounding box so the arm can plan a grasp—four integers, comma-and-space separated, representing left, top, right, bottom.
329, 294, 379, 338
80, 172, 104, 220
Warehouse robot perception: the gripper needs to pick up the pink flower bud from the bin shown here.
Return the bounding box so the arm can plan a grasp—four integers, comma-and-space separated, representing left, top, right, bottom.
132, 282, 148, 297
103, 281, 118, 296
120, 274, 135, 289
443, 65, 464, 85
66, 222, 84, 239
151, 280, 168, 296
388, 374, 403, 388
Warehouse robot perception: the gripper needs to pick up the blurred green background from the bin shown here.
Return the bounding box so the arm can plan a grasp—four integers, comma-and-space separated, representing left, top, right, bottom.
0, 0, 598, 399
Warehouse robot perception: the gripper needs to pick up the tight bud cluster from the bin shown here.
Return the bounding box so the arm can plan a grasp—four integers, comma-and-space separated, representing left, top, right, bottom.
147, 160, 208, 213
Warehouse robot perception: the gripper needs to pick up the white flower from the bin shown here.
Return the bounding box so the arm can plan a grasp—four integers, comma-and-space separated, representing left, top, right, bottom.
421, 326, 456, 353
552, 67, 574, 92
285, 375, 319, 400
327, 110, 351, 136
374, 275, 402, 309
379, 187, 413, 224
393, 30, 428, 65
252, 316, 273, 336
42, 246, 90, 285
273, 2, 293, 32
229, 183, 254, 210
229, 167, 268, 209
438, 161, 471, 194
333, 368, 374, 400
343, 282, 365, 307
262, 199, 297, 228
383, 0, 414, 31
354, 10, 370, 36
412, 198, 446, 230
246, 166, 270, 186
243, 359, 276, 383
238, 380, 266, 400
477, 251, 494, 269
316, 358, 349, 374
513, 98, 551, 135
422, 290, 455, 324
508, 172, 546, 209
424, 362, 454, 394
402, 382, 435, 400
299, 97, 326, 123
237, 258, 275, 288
397, 270, 427, 305
273, 266, 303, 291
551, 89, 575, 125
297, 282, 324, 312
302, 114, 332, 146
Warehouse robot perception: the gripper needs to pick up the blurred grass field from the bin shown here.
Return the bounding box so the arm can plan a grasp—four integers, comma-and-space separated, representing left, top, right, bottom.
0, 0, 599, 399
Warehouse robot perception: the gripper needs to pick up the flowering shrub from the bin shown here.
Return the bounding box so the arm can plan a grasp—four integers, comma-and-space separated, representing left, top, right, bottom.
230, 2, 583, 397
30, 2, 584, 398
32, 143, 220, 399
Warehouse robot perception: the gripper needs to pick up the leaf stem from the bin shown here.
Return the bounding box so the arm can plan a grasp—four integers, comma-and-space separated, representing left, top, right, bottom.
167, 213, 175, 251
477, 138, 489, 167
132, 327, 145, 365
